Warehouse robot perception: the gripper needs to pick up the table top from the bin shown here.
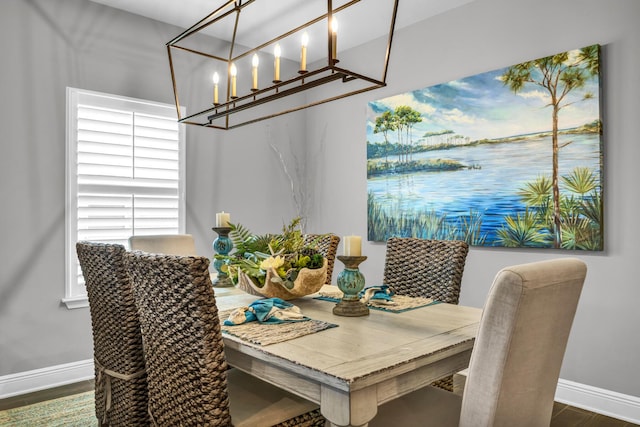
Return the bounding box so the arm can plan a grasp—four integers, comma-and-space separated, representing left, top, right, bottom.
214, 285, 481, 395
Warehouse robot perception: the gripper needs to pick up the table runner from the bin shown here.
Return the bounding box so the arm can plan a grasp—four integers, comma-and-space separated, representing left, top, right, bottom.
218, 309, 338, 346
315, 288, 440, 313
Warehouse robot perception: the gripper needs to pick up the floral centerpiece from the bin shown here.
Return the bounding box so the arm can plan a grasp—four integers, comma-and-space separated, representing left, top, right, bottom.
215, 218, 328, 300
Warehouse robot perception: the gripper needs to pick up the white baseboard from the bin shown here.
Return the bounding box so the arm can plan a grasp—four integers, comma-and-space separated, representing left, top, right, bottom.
0, 359, 94, 399
556, 378, 640, 424
2, 362, 639, 424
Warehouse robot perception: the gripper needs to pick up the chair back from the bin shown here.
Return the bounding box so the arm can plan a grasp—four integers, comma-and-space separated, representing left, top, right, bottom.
383, 237, 469, 303
126, 251, 232, 425
303, 234, 340, 285
75, 242, 149, 426
128, 234, 197, 256
460, 258, 587, 427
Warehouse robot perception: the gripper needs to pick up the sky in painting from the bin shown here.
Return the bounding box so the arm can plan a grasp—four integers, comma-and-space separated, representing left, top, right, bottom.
367, 47, 601, 143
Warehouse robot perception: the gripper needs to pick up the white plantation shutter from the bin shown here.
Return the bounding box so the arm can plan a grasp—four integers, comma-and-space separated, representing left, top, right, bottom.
65, 88, 185, 308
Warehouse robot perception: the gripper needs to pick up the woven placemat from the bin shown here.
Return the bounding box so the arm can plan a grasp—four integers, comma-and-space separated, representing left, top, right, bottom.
218, 309, 338, 346
315, 289, 440, 313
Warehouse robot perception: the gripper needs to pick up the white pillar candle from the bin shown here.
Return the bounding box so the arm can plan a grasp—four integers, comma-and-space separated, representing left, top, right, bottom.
343, 235, 362, 256
216, 211, 231, 227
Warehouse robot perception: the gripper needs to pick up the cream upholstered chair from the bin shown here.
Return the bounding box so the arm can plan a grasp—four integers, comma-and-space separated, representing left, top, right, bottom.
76, 242, 149, 426
370, 258, 587, 427
384, 237, 469, 391
126, 251, 325, 427
128, 234, 197, 256
303, 233, 340, 285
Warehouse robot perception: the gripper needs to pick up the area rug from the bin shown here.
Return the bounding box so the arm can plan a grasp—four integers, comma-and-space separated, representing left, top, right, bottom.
0, 391, 97, 426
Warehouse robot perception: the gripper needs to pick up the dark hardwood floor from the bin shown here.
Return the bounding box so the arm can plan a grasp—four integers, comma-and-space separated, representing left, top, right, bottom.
1, 381, 637, 426
551, 402, 638, 427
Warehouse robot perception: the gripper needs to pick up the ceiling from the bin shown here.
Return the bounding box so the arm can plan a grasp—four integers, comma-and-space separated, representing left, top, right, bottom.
87, 0, 474, 60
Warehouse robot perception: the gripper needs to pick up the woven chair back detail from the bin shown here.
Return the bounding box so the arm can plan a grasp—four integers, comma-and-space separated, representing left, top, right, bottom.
303, 234, 340, 285
272, 410, 325, 427
126, 252, 232, 426
383, 237, 469, 304
75, 242, 149, 426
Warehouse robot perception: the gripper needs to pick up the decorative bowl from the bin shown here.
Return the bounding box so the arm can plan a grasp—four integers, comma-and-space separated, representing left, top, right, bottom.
236, 258, 327, 300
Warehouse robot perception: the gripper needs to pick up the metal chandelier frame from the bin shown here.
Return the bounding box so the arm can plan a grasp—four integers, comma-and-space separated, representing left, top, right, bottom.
166, 0, 399, 130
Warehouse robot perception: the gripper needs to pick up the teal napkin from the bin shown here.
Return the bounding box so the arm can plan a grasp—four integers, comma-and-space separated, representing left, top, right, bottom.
359, 285, 395, 304
224, 298, 308, 326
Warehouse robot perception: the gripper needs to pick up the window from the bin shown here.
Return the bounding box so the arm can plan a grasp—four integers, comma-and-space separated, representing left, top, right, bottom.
64, 88, 185, 309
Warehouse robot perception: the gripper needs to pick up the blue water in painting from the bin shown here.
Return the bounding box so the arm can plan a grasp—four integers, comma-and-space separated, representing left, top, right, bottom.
367, 133, 602, 244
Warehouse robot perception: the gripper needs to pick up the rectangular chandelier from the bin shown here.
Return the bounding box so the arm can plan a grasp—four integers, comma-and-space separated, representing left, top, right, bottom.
166, 0, 399, 130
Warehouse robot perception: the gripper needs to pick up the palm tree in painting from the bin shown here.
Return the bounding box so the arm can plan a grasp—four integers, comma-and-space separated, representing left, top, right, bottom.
373, 110, 396, 165
501, 45, 599, 248
559, 167, 602, 250
500, 167, 602, 249
496, 209, 548, 247
393, 106, 409, 163
394, 105, 423, 163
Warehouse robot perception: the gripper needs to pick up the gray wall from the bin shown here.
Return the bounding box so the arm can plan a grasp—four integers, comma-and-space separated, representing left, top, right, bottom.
0, 0, 177, 375
0, 0, 302, 375
1, 0, 639, 402
306, 0, 640, 397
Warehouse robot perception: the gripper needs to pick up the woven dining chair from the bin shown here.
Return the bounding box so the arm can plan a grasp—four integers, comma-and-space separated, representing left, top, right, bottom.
370, 258, 587, 427
303, 233, 340, 285
383, 237, 469, 391
75, 242, 149, 426
125, 251, 325, 427
383, 237, 469, 304
128, 234, 197, 256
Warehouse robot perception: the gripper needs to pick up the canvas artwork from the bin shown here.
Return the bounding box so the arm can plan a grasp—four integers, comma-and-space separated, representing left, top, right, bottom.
366, 45, 603, 250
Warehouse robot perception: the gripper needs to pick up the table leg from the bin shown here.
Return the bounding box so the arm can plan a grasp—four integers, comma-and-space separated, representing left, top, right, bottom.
320, 384, 378, 427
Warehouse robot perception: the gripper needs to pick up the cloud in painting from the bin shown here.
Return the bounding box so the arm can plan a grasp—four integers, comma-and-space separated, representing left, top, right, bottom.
517, 89, 549, 103
378, 93, 437, 116
440, 108, 476, 125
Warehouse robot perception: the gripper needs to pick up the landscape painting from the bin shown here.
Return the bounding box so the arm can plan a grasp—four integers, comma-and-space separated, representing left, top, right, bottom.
366, 45, 603, 250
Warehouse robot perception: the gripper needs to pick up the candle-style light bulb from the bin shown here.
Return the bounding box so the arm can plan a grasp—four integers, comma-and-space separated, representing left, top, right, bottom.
300, 32, 309, 73
212, 72, 220, 105
273, 43, 281, 82
331, 17, 339, 62
230, 63, 237, 98
251, 54, 259, 91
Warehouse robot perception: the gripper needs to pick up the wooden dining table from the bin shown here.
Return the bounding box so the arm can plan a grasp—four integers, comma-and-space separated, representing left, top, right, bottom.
214, 285, 482, 427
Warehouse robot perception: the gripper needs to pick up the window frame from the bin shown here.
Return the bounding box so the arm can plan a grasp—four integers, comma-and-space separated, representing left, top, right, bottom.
64, 87, 185, 309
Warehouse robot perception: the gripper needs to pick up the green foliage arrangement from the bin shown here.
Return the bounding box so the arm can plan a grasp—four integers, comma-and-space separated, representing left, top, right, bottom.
216, 217, 325, 290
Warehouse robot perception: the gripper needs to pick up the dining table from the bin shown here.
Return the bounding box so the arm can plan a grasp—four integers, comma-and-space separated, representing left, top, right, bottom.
214, 285, 482, 427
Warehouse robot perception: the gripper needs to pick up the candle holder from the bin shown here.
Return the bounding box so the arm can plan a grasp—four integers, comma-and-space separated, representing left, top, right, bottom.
333, 255, 369, 317
212, 227, 234, 287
